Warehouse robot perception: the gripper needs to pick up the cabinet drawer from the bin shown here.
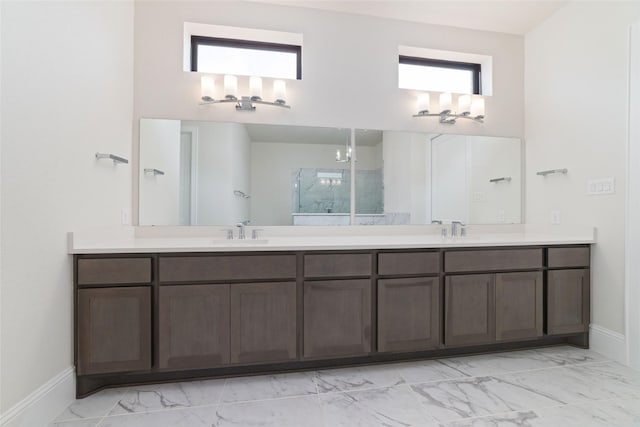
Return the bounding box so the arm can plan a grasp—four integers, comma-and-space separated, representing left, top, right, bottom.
304, 253, 371, 278
445, 249, 543, 272
159, 254, 296, 283
77, 258, 152, 286
378, 252, 439, 276
548, 247, 590, 268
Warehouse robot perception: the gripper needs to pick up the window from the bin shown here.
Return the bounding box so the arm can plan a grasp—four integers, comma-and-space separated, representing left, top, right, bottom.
191, 36, 301, 80
399, 55, 481, 94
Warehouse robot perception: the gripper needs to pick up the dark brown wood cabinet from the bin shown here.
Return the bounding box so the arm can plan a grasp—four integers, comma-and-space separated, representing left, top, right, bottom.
378, 276, 440, 352
230, 282, 297, 364
77, 286, 151, 375
547, 269, 590, 335
444, 249, 547, 347
77, 258, 152, 286
74, 244, 591, 398
495, 271, 543, 341
445, 274, 495, 346
303, 279, 372, 358
158, 284, 230, 370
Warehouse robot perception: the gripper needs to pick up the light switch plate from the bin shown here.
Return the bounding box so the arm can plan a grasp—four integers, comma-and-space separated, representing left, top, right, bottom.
550, 210, 561, 224
587, 177, 615, 195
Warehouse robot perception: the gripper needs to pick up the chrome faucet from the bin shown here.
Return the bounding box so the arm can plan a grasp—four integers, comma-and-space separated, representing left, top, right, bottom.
235, 221, 249, 239
451, 220, 466, 237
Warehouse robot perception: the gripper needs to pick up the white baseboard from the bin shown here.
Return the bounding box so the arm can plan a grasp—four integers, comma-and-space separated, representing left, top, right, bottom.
0, 367, 75, 427
590, 324, 627, 364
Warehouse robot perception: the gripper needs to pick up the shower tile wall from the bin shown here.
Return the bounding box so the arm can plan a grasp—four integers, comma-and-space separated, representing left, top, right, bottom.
356, 169, 384, 214
292, 168, 383, 214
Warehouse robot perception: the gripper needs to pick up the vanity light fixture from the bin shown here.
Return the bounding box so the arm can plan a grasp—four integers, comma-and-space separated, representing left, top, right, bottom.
317, 171, 343, 185
413, 92, 485, 123
200, 75, 291, 111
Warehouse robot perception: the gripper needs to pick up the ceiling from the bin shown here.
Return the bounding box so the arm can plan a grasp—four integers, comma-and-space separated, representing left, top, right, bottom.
249, 0, 568, 35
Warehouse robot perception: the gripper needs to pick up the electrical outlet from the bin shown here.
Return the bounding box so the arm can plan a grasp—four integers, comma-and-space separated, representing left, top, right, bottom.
550, 210, 561, 224
497, 210, 506, 223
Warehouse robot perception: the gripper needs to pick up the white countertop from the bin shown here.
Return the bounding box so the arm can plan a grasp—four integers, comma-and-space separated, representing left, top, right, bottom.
68, 225, 595, 254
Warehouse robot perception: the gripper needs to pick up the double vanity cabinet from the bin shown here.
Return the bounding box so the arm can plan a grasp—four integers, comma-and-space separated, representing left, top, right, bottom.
73, 243, 590, 397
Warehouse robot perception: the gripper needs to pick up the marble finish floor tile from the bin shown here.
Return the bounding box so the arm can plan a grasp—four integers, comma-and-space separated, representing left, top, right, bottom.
211, 395, 324, 427
445, 398, 640, 426
315, 364, 405, 393
438, 349, 569, 377
220, 371, 318, 403
531, 346, 608, 366
109, 379, 225, 415
49, 346, 640, 427
48, 419, 102, 427
499, 361, 640, 405
534, 398, 640, 427
410, 374, 564, 423
394, 359, 470, 384
444, 410, 540, 426
319, 384, 439, 427
99, 406, 214, 427
53, 389, 127, 422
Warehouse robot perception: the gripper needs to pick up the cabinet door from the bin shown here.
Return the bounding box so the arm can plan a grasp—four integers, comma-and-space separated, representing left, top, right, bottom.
445, 274, 495, 346
548, 269, 590, 335
230, 282, 297, 364
495, 272, 543, 341
158, 284, 230, 370
77, 287, 151, 375
378, 277, 440, 352
304, 279, 371, 358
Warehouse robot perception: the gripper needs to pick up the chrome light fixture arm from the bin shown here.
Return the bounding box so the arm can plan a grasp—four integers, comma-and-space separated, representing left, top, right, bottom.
200, 95, 290, 111
413, 110, 484, 124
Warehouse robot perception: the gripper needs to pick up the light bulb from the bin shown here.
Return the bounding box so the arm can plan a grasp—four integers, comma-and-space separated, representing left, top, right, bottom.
224, 75, 238, 99
273, 80, 286, 103
458, 95, 471, 115
336, 149, 341, 161
417, 93, 430, 114
471, 96, 485, 118
200, 76, 215, 101
249, 76, 263, 101
440, 93, 452, 113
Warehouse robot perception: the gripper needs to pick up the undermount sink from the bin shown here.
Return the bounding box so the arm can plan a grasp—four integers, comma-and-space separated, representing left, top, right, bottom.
210, 239, 270, 246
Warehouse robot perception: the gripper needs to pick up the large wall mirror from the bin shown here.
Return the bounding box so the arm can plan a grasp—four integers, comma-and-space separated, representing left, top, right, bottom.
138, 119, 522, 226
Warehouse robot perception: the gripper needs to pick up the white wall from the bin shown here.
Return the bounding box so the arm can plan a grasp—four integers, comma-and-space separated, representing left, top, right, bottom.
468, 137, 521, 224
627, 22, 640, 369
134, 1, 523, 133
183, 121, 251, 225
139, 119, 181, 225
133, 1, 525, 222
525, 2, 640, 337
230, 124, 251, 224
0, 0, 134, 418
382, 131, 430, 223
0, 1, 4, 414
432, 134, 468, 223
